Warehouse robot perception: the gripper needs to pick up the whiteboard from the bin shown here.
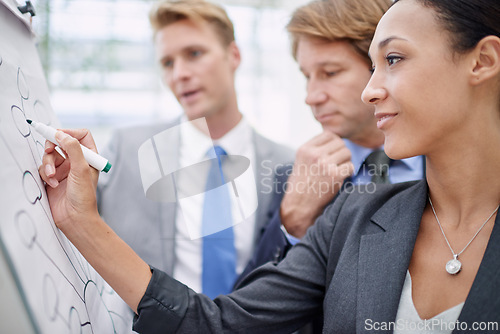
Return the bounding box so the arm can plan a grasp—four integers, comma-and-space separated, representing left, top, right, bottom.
0, 1, 134, 333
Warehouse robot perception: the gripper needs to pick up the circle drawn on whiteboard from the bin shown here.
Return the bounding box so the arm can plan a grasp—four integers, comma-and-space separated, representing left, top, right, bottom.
42, 274, 59, 321
23, 171, 42, 204
15, 211, 37, 248
17, 67, 29, 100
35, 140, 45, 160
11, 105, 31, 137
145, 155, 250, 202
84, 281, 116, 333
33, 100, 51, 126
68, 307, 83, 334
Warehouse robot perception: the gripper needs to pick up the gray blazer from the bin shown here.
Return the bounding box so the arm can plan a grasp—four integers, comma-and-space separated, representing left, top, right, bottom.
132, 180, 500, 333
97, 119, 294, 275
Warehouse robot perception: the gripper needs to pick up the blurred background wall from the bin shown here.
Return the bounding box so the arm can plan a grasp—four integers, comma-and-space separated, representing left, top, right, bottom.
29, 0, 321, 150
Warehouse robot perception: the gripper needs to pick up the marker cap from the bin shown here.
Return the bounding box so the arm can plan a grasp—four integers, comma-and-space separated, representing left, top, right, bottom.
102, 162, 112, 173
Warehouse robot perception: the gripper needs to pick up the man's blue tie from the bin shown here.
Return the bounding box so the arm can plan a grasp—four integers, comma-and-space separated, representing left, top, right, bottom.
201, 145, 236, 299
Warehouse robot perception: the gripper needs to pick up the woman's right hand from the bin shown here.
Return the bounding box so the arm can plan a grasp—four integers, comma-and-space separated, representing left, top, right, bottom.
38, 128, 100, 233
39, 129, 152, 312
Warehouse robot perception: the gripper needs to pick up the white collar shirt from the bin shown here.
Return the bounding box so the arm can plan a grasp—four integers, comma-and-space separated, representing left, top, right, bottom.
173, 116, 257, 293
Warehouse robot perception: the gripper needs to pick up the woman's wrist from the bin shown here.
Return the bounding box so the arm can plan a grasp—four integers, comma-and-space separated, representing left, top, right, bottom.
61, 215, 151, 312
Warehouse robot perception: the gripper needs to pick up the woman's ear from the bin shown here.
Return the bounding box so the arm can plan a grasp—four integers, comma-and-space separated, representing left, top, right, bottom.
470, 35, 500, 85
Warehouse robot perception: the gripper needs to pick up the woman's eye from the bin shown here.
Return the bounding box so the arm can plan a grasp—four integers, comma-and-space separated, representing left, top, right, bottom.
386, 55, 402, 66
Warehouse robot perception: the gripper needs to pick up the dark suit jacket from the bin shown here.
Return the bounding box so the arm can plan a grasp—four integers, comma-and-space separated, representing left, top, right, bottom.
133, 180, 500, 333
234, 164, 353, 289
233, 164, 293, 288
235, 157, 426, 289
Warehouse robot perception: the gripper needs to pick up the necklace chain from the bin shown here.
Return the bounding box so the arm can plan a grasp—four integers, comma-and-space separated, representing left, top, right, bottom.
428, 196, 499, 258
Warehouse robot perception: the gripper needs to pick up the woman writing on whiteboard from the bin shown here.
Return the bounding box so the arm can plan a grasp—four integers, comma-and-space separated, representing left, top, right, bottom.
39, 0, 500, 332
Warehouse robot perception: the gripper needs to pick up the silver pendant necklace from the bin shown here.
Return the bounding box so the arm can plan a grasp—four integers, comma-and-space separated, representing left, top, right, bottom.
428, 196, 499, 275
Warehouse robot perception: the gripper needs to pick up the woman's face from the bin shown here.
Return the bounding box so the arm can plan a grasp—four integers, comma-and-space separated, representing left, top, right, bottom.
362, 0, 474, 160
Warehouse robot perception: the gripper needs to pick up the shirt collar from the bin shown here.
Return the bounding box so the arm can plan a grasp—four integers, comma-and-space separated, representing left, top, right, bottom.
180, 116, 251, 161
180, 117, 213, 163
213, 117, 251, 156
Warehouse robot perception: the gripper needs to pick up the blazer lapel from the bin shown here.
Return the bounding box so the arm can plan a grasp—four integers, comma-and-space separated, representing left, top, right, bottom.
252, 131, 274, 244
357, 181, 428, 332
454, 212, 500, 333
156, 120, 181, 275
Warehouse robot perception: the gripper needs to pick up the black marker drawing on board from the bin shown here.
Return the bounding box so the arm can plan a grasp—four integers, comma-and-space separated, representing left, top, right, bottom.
2, 60, 131, 332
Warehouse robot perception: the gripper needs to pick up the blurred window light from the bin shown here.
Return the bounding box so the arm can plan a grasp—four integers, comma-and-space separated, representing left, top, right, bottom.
30, 0, 319, 148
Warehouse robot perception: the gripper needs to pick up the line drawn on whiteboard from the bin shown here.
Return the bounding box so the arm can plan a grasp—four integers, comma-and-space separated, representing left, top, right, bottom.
15, 208, 86, 296
10, 102, 45, 168
15, 210, 36, 249
2, 63, 131, 333
17, 67, 29, 100
22, 168, 97, 287
12, 104, 31, 137
33, 99, 51, 126
14, 176, 130, 333
42, 273, 96, 334
42, 273, 95, 333
4, 68, 46, 170
43, 274, 59, 321
69, 306, 90, 334
22, 171, 42, 204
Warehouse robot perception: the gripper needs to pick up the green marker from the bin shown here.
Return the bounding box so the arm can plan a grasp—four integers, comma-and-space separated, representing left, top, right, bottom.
27, 119, 111, 173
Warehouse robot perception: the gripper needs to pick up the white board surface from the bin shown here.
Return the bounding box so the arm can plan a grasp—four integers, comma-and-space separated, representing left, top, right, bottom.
0, 1, 134, 333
